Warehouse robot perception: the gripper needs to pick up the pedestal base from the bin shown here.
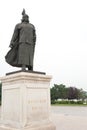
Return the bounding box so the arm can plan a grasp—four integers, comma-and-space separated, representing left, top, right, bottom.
0, 122, 55, 130
0, 72, 55, 130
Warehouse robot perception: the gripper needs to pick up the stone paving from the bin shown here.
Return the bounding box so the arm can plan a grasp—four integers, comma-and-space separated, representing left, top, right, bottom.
51, 106, 87, 130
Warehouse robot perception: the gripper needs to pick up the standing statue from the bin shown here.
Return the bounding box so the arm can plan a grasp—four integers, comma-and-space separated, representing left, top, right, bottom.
5, 9, 36, 71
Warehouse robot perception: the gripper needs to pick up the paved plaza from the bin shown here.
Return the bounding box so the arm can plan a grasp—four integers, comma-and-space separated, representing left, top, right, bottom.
51, 106, 87, 130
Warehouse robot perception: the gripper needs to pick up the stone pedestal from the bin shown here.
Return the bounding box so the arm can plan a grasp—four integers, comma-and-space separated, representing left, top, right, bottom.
0, 72, 55, 130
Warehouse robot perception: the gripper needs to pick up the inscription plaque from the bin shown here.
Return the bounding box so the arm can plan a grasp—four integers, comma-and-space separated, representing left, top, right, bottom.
27, 88, 49, 122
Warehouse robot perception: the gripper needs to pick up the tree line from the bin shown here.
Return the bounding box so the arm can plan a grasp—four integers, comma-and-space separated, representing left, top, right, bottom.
51, 84, 87, 104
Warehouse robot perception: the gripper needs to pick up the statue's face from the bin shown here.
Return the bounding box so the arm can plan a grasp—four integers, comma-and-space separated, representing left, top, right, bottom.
25, 17, 28, 22
22, 15, 29, 22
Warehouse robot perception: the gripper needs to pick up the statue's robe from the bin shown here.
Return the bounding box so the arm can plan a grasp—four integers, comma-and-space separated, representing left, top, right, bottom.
5, 44, 19, 67
5, 22, 36, 68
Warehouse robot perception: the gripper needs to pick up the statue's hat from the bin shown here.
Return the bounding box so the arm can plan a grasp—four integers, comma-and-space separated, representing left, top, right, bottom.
22, 9, 29, 19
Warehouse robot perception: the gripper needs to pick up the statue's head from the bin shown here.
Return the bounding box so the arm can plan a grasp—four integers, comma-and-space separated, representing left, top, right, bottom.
21, 9, 29, 23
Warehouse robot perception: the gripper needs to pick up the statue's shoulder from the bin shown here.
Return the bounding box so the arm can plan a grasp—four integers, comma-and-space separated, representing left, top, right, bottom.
15, 23, 21, 29
29, 23, 35, 29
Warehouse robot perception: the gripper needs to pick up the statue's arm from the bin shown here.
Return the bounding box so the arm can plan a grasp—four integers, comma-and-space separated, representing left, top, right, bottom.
33, 26, 36, 45
9, 24, 19, 48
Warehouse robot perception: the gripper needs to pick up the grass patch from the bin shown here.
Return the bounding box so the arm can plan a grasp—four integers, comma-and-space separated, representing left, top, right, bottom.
51, 100, 87, 106
51, 103, 87, 106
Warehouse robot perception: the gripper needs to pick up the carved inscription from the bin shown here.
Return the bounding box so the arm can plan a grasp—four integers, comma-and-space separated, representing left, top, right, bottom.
28, 99, 47, 111
27, 88, 49, 121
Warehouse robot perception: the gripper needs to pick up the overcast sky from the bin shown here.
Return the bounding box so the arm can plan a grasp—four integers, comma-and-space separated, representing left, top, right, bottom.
0, 0, 87, 91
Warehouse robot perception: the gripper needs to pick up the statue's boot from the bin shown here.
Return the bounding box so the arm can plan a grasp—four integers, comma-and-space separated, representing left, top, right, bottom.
22, 64, 26, 71
28, 66, 33, 71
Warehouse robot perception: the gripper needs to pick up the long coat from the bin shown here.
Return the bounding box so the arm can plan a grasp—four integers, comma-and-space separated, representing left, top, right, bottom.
5, 22, 36, 68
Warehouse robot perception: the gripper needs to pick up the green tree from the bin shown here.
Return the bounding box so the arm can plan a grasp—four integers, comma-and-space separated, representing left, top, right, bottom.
56, 84, 66, 99
50, 84, 67, 102
51, 85, 58, 102
81, 90, 87, 101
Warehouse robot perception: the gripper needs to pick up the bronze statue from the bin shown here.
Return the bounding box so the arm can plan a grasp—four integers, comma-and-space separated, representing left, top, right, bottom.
5, 9, 36, 71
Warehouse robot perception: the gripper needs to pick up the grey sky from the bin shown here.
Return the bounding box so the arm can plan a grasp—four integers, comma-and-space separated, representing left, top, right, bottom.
0, 0, 87, 91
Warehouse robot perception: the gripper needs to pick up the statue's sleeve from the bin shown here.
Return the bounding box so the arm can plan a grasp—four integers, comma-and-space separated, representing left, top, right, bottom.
10, 24, 19, 47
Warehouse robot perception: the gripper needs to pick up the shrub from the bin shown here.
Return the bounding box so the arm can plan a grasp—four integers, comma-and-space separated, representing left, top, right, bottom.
51, 100, 84, 105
